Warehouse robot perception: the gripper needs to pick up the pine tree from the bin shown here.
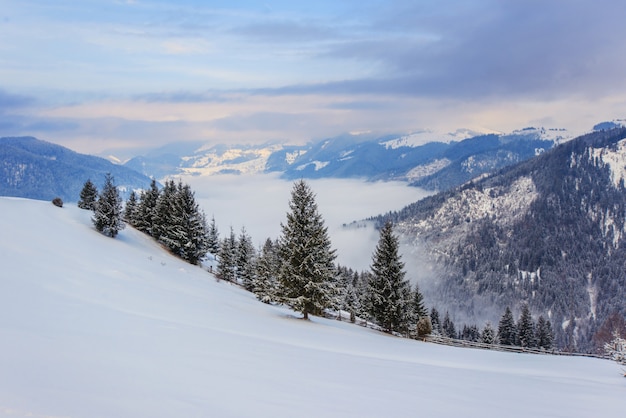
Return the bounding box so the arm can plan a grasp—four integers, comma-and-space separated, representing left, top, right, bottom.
92, 173, 125, 238
217, 227, 237, 282
412, 283, 428, 319
78, 179, 98, 210
481, 321, 496, 344
237, 227, 256, 291
367, 221, 412, 334
152, 179, 178, 242
176, 183, 209, 265
134, 179, 159, 235
253, 238, 280, 303
536, 316, 554, 350
124, 190, 138, 223
517, 303, 536, 348
430, 307, 442, 335
340, 268, 362, 323
442, 311, 456, 338
498, 307, 517, 346
207, 215, 220, 255
276, 180, 337, 320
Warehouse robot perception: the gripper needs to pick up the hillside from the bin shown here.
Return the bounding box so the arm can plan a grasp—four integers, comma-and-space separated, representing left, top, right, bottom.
0, 136, 154, 202
0, 197, 623, 417
381, 127, 626, 352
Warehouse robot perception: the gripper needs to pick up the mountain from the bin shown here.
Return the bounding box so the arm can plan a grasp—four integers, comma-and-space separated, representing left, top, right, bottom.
0, 136, 155, 202
123, 127, 570, 192
378, 127, 626, 353
1, 197, 622, 417
273, 127, 568, 188
124, 141, 284, 178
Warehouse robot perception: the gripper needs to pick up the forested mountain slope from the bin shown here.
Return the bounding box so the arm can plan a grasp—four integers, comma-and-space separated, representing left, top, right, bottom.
0, 136, 154, 201
381, 127, 626, 352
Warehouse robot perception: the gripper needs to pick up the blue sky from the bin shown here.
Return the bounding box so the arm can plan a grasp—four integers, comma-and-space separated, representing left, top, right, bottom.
1, 0, 626, 156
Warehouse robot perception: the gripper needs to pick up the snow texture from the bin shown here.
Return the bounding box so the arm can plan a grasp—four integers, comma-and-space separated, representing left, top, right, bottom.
0, 197, 623, 418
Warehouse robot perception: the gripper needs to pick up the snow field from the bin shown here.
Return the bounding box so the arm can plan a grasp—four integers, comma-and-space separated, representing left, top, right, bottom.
0, 197, 623, 417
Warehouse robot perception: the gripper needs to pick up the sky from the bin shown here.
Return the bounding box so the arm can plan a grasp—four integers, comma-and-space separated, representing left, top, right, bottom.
2, 0, 626, 156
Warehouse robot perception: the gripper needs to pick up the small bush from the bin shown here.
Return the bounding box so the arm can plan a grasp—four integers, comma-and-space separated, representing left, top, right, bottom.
52, 197, 63, 208
416, 316, 433, 338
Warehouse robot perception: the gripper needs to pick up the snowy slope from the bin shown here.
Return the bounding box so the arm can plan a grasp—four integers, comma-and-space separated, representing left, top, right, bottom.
0, 198, 623, 418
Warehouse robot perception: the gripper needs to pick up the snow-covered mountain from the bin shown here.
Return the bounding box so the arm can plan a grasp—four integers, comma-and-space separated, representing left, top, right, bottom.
378, 126, 626, 353
1, 197, 623, 417
122, 126, 575, 192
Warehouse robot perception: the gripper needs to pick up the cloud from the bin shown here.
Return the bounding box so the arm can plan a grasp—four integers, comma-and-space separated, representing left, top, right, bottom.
0, 89, 35, 113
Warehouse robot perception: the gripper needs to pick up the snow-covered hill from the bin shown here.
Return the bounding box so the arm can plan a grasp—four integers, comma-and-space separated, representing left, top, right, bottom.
0, 197, 623, 417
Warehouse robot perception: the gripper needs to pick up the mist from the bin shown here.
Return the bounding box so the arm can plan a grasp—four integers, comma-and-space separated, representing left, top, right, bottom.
183, 173, 431, 272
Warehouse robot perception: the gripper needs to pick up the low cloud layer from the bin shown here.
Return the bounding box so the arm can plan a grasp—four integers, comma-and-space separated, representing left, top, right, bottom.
184, 174, 431, 272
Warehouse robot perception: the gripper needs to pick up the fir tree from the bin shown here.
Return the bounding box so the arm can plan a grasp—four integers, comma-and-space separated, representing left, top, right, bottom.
253, 238, 280, 303
175, 183, 209, 264
498, 307, 517, 346
536, 316, 554, 350
78, 179, 98, 210
134, 179, 159, 235
92, 173, 125, 238
237, 227, 256, 291
367, 221, 412, 334
412, 283, 428, 319
517, 303, 536, 348
430, 307, 442, 335
461, 324, 480, 342
152, 179, 178, 242
442, 311, 456, 339
336, 266, 362, 322
124, 190, 138, 223
217, 227, 237, 282
207, 215, 220, 255
481, 321, 496, 344
276, 180, 337, 320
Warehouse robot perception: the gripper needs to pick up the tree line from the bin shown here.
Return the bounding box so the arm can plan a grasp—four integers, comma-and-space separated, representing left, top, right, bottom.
79, 175, 556, 349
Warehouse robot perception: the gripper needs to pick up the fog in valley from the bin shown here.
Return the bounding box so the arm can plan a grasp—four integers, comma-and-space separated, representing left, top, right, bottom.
183, 174, 431, 273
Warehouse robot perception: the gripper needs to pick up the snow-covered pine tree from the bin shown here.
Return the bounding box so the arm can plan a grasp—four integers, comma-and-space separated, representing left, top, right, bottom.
276, 180, 337, 320
536, 316, 553, 350
124, 190, 138, 223
217, 227, 237, 282
337, 267, 361, 323
367, 221, 412, 334
498, 307, 517, 346
152, 179, 178, 242
134, 179, 160, 235
517, 303, 536, 348
412, 283, 428, 319
176, 183, 209, 265
207, 216, 220, 255
237, 227, 256, 291
442, 311, 456, 339
430, 307, 442, 335
481, 321, 496, 344
253, 238, 280, 303
78, 179, 98, 210
92, 173, 125, 238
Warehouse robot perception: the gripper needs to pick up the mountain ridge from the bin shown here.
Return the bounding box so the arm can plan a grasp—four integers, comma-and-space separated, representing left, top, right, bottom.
378, 127, 626, 352
0, 136, 155, 202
